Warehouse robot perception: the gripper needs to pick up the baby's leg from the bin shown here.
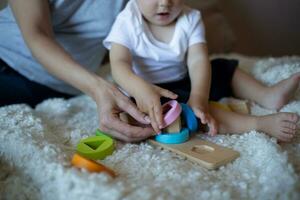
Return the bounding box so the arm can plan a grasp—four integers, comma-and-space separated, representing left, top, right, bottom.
209, 105, 299, 142
231, 69, 300, 110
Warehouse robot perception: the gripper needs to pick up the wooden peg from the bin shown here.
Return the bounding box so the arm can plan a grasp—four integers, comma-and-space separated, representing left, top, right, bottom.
163, 116, 182, 133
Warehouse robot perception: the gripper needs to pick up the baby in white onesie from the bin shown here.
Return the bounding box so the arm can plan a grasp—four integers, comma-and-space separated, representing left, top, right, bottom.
104, 0, 300, 142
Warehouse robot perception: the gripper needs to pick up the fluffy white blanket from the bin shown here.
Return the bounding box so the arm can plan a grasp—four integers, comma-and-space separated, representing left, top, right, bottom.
0, 54, 299, 200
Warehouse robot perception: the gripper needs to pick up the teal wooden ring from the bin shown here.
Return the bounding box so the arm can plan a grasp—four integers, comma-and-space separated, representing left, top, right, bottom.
76, 130, 115, 160
155, 128, 189, 144
180, 103, 198, 133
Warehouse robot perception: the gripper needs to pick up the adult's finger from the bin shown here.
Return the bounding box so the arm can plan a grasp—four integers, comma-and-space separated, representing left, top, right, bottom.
100, 113, 154, 139
100, 125, 151, 142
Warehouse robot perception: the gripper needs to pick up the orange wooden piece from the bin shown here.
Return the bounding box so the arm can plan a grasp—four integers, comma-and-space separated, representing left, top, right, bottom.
71, 154, 116, 177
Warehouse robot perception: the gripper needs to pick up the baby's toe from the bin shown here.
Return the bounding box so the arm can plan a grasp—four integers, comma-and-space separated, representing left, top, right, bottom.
281, 128, 296, 135
293, 72, 300, 79
278, 132, 294, 142
281, 121, 297, 130
282, 113, 299, 123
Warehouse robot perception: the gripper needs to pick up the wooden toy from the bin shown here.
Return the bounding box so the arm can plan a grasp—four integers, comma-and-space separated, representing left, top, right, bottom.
219, 98, 250, 114
77, 133, 115, 160
163, 116, 182, 133
119, 100, 183, 132
161, 100, 182, 128
180, 103, 198, 133
149, 135, 239, 170
155, 128, 189, 144
95, 129, 111, 137
71, 154, 116, 177
228, 101, 249, 114
209, 101, 232, 112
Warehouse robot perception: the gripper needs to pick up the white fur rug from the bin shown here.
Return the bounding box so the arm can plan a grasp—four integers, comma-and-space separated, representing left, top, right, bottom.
0, 54, 300, 200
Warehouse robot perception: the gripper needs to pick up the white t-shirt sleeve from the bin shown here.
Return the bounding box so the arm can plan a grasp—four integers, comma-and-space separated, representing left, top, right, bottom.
103, 15, 132, 51
188, 10, 206, 47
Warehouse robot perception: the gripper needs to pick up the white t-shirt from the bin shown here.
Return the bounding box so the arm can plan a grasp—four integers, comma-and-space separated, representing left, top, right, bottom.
103, 0, 206, 84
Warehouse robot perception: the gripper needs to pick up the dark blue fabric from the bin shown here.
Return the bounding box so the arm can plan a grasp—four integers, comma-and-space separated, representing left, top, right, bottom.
0, 59, 74, 107
157, 58, 238, 104
0, 58, 238, 108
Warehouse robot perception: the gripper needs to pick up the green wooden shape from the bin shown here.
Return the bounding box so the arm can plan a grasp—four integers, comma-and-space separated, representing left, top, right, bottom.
77, 131, 115, 160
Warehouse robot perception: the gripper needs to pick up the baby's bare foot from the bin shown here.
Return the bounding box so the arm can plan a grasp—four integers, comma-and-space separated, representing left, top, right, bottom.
257, 112, 299, 142
262, 72, 300, 110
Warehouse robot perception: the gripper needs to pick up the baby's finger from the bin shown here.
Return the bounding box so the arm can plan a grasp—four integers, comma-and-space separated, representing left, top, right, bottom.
207, 117, 218, 136
154, 104, 163, 129
157, 87, 178, 99
193, 108, 208, 124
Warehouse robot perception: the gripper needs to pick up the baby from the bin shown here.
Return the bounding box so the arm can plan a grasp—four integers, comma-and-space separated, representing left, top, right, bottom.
104, 0, 300, 142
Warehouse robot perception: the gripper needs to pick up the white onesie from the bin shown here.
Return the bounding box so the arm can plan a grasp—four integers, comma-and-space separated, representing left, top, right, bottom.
103, 0, 206, 84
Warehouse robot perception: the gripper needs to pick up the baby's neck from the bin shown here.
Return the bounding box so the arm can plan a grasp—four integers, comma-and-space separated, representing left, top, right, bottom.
147, 20, 177, 44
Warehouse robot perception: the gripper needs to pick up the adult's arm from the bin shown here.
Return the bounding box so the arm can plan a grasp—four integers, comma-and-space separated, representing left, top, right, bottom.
8, 0, 154, 142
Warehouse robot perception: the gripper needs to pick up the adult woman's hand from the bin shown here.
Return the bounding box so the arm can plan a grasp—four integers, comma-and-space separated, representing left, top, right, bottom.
92, 78, 155, 142
9, 0, 154, 142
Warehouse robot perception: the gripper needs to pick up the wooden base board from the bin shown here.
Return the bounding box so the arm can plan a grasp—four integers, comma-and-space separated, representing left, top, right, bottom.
149, 135, 239, 170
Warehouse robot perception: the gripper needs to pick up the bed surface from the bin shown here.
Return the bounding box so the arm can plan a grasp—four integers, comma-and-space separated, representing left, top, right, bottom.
0, 54, 299, 200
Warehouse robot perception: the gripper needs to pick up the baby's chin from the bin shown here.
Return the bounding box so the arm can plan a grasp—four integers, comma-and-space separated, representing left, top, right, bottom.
148, 15, 176, 26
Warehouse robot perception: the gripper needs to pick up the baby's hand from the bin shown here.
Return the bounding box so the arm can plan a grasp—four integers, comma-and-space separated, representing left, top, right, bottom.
188, 98, 218, 136
193, 108, 218, 136
134, 84, 178, 134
